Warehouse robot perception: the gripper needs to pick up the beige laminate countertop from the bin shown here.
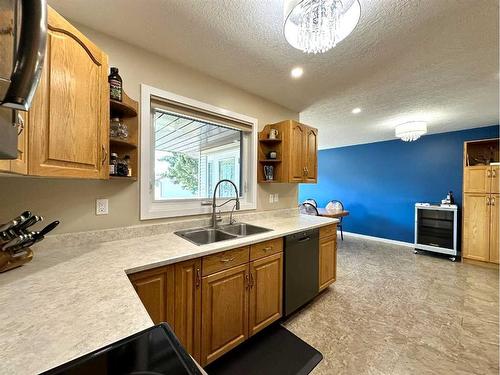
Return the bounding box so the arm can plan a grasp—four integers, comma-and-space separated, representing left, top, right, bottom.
0, 214, 337, 374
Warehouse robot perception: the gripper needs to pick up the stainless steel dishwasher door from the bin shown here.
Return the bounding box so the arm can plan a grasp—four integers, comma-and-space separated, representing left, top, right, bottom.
284, 228, 319, 316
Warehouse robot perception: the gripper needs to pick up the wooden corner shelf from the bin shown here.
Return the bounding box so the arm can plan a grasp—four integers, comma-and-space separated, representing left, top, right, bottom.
109, 90, 139, 181
259, 138, 282, 143
110, 98, 138, 118
110, 175, 137, 181
110, 137, 138, 149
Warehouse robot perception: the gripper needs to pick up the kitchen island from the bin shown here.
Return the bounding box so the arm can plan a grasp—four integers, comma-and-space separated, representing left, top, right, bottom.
0, 213, 337, 374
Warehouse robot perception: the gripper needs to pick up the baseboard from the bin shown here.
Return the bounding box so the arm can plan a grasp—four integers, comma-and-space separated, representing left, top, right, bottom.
342, 231, 414, 248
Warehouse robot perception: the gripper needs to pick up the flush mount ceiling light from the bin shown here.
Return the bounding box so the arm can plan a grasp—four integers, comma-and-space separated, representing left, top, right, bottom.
284, 0, 361, 54
291, 66, 304, 78
351, 107, 361, 114
395, 121, 428, 142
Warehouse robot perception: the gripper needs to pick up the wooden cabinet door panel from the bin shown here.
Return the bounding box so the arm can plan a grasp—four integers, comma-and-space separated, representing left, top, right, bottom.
490, 194, 499, 264
129, 266, 175, 325
201, 264, 249, 365
319, 236, 337, 291
463, 193, 490, 262
29, 8, 109, 179
174, 259, 202, 362
491, 166, 499, 194
304, 126, 318, 183
289, 122, 304, 182
464, 166, 489, 193
249, 253, 283, 336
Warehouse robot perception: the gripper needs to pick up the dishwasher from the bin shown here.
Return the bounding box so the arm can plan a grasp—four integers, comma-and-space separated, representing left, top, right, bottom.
283, 228, 319, 317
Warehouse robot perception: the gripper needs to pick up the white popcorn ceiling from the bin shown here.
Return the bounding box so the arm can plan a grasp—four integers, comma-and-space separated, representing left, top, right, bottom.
49, 0, 499, 148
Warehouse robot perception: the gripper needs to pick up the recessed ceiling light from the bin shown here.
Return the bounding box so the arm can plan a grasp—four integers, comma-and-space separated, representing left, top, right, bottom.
291, 67, 303, 78
352, 107, 361, 114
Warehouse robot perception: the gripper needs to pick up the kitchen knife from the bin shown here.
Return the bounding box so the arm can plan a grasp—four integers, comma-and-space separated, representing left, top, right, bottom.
2, 234, 30, 251
0, 211, 32, 233
13, 215, 43, 234
8, 234, 43, 253
37, 220, 59, 237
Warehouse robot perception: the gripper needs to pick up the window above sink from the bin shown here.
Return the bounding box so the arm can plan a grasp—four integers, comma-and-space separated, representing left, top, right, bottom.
140, 85, 258, 220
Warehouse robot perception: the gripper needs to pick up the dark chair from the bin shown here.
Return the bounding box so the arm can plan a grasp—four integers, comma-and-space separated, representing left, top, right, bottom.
299, 202, 319, 216
326, 200, 344, 240
302, 198, 317, 207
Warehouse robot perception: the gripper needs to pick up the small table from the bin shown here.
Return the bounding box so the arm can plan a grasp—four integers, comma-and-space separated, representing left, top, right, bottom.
317, 208, 350, 219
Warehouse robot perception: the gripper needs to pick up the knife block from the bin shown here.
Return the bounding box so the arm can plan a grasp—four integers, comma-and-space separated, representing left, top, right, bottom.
0, 248, 33, 273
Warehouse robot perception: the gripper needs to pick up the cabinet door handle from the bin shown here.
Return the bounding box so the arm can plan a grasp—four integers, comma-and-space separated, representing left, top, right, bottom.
486, 197, 491, 206
245, 273, 250, 289
220, 257, 235, 264
101, 145, 108, 166
493, 170, 497, 178
492, 197, 496, 206
195, 267, 201, 288
249, 272, 254, 288
487, 170, 492, 177
262, 246, 272, 252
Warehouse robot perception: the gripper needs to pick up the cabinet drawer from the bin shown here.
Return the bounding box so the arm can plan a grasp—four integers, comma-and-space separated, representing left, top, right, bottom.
202, 246, 250, 276
320, 224, 337, 239
250, 238, 283, 261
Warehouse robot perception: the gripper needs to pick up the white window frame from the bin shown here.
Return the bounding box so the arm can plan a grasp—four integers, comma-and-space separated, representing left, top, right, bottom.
140, 84, 258, 220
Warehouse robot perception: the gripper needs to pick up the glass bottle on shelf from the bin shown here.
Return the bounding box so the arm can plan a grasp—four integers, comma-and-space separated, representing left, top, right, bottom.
110, 118, 121, 138
109, 153, 118, 175
108, 67, 122, 101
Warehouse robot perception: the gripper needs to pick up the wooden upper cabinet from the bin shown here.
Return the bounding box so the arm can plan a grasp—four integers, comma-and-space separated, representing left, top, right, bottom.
304, 127, 318, 183
258, 120, 318, 183
464, 166, 491, 194
174, 259, 202, 363
463, 193, 491, 262
129, 266, 175, 325
290, 122, 305, 182
248, 252, 283, 337
490, 195, 499, 264
201, 264, 249, 366
28, 7, 109, 179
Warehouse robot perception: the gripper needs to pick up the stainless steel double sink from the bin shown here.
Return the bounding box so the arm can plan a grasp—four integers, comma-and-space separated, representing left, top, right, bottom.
175, 223, 272, 246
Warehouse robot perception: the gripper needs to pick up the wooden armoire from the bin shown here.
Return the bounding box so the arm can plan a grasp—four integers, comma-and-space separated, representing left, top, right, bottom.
462, 138, 499, 264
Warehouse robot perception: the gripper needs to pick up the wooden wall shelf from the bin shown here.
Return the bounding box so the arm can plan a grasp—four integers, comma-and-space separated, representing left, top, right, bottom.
109, 90, 139, 180
110, 98, 138, 118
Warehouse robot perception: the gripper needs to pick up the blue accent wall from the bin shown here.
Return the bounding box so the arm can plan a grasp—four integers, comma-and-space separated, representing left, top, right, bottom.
299, 125, 499, 243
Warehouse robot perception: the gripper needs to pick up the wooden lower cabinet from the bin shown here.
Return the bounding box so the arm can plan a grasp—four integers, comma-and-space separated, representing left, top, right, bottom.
201, 264, 249, 365
319, 224, 338, 291
249, 252, 283, 337
463, 193, 492, 262
129, 265, 175, 325
128, 239, 288, 367
174, 259, 202, 362
319, 236, 337, 291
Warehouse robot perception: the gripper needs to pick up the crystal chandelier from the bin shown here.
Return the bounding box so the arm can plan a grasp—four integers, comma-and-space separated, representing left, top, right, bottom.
284, 0, 361, 54
395, 122, 428, 142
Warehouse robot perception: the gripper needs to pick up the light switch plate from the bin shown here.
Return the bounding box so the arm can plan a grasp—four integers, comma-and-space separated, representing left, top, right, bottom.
268, 194, 274, 203
96, 199, 109, 215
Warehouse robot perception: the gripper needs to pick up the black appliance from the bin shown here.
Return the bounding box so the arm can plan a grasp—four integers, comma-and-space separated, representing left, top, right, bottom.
0, 0, 47, 159
414, 203, 459, 260
40, 323, 203, 375
284, 228, 319, 316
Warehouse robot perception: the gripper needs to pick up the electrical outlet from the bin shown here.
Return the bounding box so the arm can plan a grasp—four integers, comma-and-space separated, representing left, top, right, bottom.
274, 193, 279, 202
96, 199, 109, 215
269, 194, 274, 203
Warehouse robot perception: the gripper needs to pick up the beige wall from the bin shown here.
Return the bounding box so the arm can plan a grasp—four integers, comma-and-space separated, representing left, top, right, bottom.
0, 24, 299, 234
